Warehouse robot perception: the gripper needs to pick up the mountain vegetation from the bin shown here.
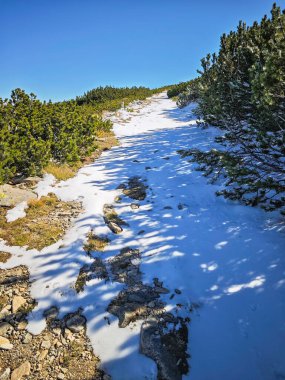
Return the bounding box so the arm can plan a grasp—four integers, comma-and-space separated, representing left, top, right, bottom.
172, 3, 285, 214
0, 86, 163, 184
167, 81, 193, 98
76, 85, 163, 111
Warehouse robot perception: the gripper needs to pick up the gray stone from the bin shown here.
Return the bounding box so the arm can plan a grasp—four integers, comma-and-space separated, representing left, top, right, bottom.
140, 319, 185, 380
107, 221, 123, 234
43, 306, 59, 320
154, 286, 170, 294
65, 314, 86, 333
0, 184, 36, 207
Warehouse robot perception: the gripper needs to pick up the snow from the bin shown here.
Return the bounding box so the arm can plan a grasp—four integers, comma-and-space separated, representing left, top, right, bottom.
1, 92, 285, 379
6, 201, 28, 222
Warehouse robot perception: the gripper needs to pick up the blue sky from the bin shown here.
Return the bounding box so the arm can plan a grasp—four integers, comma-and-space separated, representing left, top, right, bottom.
1, 0, 285, 101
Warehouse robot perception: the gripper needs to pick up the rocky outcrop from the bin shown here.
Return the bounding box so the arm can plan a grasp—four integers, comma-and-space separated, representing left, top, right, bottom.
0, 266, 106, 380
0, 185, 36, 207
106, 246, 189, 379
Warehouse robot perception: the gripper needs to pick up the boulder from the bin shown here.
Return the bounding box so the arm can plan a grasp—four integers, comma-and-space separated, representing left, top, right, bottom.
0, 184, 36, 207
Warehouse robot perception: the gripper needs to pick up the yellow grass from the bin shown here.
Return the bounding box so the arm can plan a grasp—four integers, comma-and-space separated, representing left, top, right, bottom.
44, 163, 79, 181
0, 194, 78, 250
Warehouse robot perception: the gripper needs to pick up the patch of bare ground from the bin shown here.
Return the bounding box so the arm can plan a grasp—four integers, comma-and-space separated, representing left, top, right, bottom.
0, 194, 82, 250
83, 233, 110, 255
0, 266, 107, 380
75, 232, 110, 292
0, 252, 11, 264
118, 176, 148, 201
106, 247, 190, 379
75, 258, 109, 293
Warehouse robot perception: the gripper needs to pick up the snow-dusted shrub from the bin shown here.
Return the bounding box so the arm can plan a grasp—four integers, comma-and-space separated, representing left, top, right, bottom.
187, 4, 285, 214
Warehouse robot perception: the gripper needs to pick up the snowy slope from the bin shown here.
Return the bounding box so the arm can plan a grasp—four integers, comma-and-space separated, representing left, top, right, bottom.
1, 93, 285, 380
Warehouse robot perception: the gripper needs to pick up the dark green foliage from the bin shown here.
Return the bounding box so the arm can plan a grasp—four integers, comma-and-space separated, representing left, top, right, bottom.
167, 81, 193, 98
177, 78, 201, 108
0, 89, 112, 183
76, 86, 162, 111
180, 3, 285, 213
0, 85, 165, 184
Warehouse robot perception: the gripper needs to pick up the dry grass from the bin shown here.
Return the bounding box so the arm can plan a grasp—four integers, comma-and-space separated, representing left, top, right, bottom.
0, 251, 11, 263
83, 233, 110, 254
44, 163, 79, 181
0, 194, 81, 250
83, 130, 118, 164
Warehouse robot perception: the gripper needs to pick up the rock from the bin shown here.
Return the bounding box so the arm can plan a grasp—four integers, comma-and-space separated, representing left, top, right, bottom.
38, 349, 48, 361
0, 322, 13, 336
0, 184, 36, 207
12, 295, 26, 313
109, 247, 141, 285
43, 306, 59, 320
65, 314, 86, 333
41, 339, 51, 349
153, 278, 163, 287
57, 374, 65, 379
154, 286, 170, 294
22, 176, 42, 186
11, 361, 31, 380
0, 368, 11, 380
0, 336, 13, 350
23, 333, 32, 344
0, 307, 10, 319
140, 319, 187, 380
130, 203, 140, 209
17, 320, 28, 330
107, 221, 123, 234
116, 183, 127, 190
122, 176, 148, 200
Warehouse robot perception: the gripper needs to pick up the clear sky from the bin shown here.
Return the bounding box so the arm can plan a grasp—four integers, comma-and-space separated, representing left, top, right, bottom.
1, 0, 285, 101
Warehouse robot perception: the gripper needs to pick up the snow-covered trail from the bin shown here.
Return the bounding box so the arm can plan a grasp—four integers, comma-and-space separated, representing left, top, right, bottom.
1, 93, 285, 379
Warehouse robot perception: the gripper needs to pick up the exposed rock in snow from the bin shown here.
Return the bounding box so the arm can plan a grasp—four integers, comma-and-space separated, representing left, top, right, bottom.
0, 184, 36, 207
